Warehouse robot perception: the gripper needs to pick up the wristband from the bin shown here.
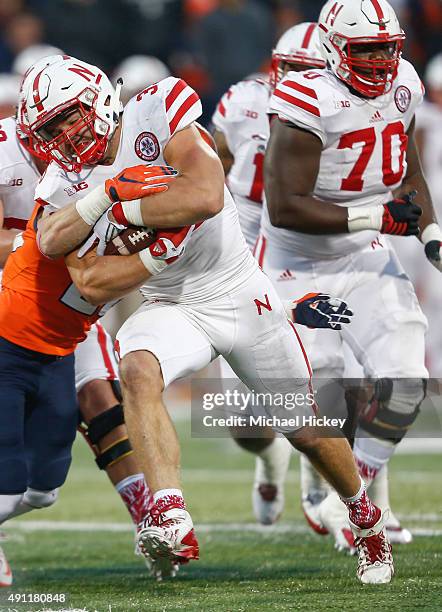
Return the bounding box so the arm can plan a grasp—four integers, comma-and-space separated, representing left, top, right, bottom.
75, 185, 112, 226
112, 199, 143, 226
421, 223, 442, 245
138, 248, 167, 276
347, 206, 383, 233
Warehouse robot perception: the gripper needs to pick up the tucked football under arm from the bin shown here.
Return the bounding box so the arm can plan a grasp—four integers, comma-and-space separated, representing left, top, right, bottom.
65, 245, 152, 306
37, 199, 96, 260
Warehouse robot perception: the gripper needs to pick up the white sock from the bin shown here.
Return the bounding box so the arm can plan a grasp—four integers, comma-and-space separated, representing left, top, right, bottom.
368, 464, 390, 511
153, 488, 183, 503
256, 437, 292, 484
0, 494, 24, 524
300, 454, 330, 501
6, 488, 58, 519
115, 473, 145, 493
341, 476, 365, 503
353, 430, 394, 485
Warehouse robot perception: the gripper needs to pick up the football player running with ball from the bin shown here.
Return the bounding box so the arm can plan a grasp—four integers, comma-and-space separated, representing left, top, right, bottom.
22, 55, 393, 584
0, 56, 191, 584
263, 0, 439, 553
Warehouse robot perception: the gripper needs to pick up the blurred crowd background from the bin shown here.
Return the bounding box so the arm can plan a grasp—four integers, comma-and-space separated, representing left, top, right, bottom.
0, 0, 440, 124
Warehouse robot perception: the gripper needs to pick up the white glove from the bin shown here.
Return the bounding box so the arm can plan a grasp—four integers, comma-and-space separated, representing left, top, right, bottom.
422, 223, 442, 272
77, 210, 127, 258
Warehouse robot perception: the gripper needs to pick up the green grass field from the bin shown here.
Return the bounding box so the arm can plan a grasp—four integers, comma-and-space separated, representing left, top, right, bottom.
2, 424, 441, 612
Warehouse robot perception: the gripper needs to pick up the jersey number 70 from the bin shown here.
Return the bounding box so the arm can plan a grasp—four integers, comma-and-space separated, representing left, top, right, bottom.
338, 121, 407, 191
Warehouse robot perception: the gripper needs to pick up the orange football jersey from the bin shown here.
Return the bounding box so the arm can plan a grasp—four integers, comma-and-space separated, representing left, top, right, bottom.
0, 202, 101, 355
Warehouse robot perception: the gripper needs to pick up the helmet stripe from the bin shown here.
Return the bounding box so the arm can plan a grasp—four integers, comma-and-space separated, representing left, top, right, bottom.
32, 69, 45, 112
301, 23, 316, 49
370, 0, 387, 30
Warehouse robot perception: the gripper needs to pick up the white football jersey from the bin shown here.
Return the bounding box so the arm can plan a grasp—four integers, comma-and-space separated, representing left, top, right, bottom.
0, 117, 40, 231
0, 117, 41, 282
262, 59, 424, 258
415, 100, 442, 213
212, 79, 270, 247
36, 77, 257, 303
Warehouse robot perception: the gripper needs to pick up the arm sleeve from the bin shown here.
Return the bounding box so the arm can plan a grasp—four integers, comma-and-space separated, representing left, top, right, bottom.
268, 73, 326, 145
160, 77, 202, 140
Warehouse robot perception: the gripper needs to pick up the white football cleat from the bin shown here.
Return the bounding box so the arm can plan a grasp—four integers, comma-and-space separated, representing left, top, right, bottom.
0, 544, 12, 587
318, 491, 356, 554
252, 437, 292, 525
301, 494, 329, 536
351, 511, 394, 585
367, 465, 413, 545
136, 496, 199, 581
134, 533, 180, 579
386, 512, 413, 545
300, 455, 330, 535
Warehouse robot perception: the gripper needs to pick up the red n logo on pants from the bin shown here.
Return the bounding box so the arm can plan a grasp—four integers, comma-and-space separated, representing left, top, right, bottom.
254, 294, 272, 316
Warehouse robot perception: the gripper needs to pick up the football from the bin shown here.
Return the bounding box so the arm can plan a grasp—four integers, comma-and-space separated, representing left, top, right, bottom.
104, 226, 157, 256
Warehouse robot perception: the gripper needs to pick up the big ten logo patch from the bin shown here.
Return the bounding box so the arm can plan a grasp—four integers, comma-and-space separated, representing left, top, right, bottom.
64, 181, 88, 196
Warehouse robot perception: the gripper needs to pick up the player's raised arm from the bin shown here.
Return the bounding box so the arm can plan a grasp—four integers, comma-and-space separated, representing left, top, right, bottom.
110, 124, 224, 229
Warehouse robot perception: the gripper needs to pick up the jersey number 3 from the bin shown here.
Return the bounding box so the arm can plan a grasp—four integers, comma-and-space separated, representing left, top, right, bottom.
338, 121, 407, 191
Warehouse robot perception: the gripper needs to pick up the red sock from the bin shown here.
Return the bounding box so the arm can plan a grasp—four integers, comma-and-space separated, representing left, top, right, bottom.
355, 456, 379, 484
343, 489, 380, 529
117, 474, 154, 525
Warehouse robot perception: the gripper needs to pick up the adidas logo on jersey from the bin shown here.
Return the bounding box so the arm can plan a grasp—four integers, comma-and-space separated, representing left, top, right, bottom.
277, 269, 295, 281
370, 110, 384, 123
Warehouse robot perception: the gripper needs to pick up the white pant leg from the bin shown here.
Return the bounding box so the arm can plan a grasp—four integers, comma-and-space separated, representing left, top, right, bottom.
341, 242, 428, 378
74, 322, 119, 392
390, 235, 442, 377
260, 234, 427, 379
258, 235, 346, 376
188, 267, 316, 433
116, 301, 217, 388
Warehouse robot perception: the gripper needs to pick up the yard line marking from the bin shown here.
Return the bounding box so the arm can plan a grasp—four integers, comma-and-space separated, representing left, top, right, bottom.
7, 521, 442, 536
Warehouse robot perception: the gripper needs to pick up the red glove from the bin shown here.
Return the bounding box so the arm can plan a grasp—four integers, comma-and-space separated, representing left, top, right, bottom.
381, 191, 422, 236
139, 225, 195, 275
105, 165, 178, 203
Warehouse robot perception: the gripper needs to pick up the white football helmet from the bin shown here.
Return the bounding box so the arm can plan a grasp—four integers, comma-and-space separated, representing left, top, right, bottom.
21, 56, 122, 172
318, 0, 405, 98
425, 54, 442, 91
113, 55, 170, 104
16, 53, 67, 161
270, 22, 326, 88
